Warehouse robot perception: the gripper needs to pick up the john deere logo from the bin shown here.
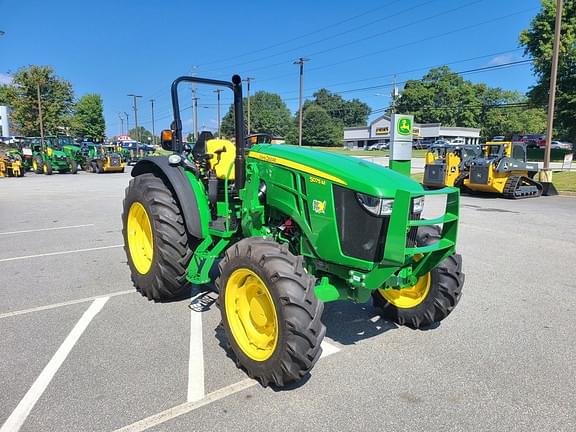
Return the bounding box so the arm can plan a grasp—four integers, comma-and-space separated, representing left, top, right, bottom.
397, 118, 412, 135
312, 200, 326, 214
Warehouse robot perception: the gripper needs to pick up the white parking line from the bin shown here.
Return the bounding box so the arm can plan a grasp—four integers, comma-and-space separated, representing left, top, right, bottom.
114, 339, 341, 432
0, 224, 95, 236
0, 290, 133, 320
0, 297, 109, 432
187, 305, 205, 402
0, 244, 123, 263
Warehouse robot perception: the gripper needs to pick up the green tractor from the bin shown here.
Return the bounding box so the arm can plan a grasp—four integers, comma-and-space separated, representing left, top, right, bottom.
30, 137, 78, 175
122, 75, 465, 387
45, 135, 85, 170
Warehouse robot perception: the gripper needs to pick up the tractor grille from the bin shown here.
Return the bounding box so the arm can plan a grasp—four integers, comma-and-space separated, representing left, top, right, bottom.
407, 203, 421, 248
470, 165, 489, 184
110, 157, 121, 166
333, 185, 389, 262
423, 163, 445, 185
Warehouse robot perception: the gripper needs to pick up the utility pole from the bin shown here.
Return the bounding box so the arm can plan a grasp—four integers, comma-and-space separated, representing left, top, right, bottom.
150, 99, 156, 145
192, 65, 198, 141
214, 89, 223, 137
124, 112, 129, 136
128, 94, 142, 156
242, 77, 255, 135
391, 75, 399, 114
118, 113, 125, 136
543, 0, 563, 190
36, 82, 45, 145
293, 58, 309, 146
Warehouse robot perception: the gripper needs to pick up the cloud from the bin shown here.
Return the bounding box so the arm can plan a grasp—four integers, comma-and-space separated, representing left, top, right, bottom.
487, 54, 520, 66
0, 73, 12, 85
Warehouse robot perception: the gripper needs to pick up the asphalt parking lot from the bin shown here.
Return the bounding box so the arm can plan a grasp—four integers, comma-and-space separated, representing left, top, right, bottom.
1, 169, 575, 432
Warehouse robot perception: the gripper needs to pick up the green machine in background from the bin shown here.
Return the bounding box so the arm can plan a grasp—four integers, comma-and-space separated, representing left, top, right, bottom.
121, 75, 464, 388
30, 137, 78, 175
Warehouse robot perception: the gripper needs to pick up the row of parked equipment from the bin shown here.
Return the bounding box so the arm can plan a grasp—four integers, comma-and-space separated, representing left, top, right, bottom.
423, 141, 543, 199
0, 136, 150, 177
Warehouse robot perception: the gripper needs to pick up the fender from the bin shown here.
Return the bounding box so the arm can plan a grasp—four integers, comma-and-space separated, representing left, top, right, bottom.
131, 157, 206, 239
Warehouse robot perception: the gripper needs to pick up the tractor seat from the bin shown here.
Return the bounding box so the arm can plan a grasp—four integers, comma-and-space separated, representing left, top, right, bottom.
193, 131, 214, 157
206, 138, 236, 180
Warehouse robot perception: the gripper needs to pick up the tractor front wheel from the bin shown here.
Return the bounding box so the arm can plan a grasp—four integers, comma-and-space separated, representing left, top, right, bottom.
373, 226, 464, 329
33, 158, 43, 174
122, 173, 198, 301
217, 238, 326, 387
69, 160, 78, 174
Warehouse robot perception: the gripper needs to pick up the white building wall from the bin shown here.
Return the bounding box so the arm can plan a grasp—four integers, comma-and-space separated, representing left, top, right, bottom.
0, 105, 10, 138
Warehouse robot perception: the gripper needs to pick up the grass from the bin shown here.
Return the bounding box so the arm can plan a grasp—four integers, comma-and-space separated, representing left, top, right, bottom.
552, 171, 576, 192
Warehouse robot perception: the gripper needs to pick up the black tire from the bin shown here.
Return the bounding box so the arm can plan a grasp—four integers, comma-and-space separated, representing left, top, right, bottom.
90, 161, 97, 173
216, 238, 326, 387
373, 226, 464, 329
69, 159, 78, 174
96, 160, 104, 174
43, 160, 53, 175
122, 172, 198, 301
33, 157, 43, 174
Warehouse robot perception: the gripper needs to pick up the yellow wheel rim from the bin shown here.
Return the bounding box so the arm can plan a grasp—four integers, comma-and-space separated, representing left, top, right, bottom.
225, 268, 278, 361
33, 160, 37, 171
127, 202, 154, 274
42, 164, 47, 173
378, 257, 432, 309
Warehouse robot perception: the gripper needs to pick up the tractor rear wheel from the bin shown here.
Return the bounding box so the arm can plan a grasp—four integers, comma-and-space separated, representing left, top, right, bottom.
373, 226, 464, 329
122, 173, 198, 301
96, 160, 104, 174
43, 160, 53, 175
217, 238, 325, 387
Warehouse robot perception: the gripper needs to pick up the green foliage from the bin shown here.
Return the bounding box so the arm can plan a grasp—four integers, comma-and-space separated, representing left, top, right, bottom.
395, 66, 548, 138
520, 0, 576, 140
221, 91, 293, 138
72, 94, 105, 141
303, 89, 370, 127
0, 65, 74, 136
128, 126, 154, 143
301, 105, 343, 147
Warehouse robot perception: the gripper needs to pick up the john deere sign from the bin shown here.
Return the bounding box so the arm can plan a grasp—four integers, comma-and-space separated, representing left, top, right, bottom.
397, 117, 412, 136
389, 113, 414, 176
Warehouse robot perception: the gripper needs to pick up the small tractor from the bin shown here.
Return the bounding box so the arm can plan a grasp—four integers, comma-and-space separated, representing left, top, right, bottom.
464, 141, 542, 198
423, 143, 482, 189
30, 137, 78, 175
85, 143, 126, 173
0, 147, 24, 177
121, 75, 465, 387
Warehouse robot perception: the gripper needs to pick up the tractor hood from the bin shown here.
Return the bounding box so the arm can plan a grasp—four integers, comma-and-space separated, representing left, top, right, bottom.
248, 144, 423, 198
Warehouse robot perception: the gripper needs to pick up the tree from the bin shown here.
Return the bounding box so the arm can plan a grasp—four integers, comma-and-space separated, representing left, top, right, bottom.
303, 89, 370, 127
520, 0, 576, 140
0, 65, 74, 136
221, 91, 293, 138
395, 66, 480, 127
72, 94, 105, 141
301, 105, 342, 147
129, 126, 153, 143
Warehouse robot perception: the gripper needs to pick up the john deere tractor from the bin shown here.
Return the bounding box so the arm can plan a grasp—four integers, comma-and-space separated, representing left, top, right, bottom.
464, 141, 542, 198
423, 143, 481, 188
85, 143, 126, 173
45, 136, 85, 170
122, 75, 465, 387
30, 137, 78, 175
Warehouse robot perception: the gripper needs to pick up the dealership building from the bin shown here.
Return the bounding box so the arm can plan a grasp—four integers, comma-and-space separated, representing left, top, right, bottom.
0, 105, 10, 138
343, 114, 481, 148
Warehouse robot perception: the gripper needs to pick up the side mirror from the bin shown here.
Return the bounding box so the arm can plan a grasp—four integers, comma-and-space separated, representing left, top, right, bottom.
160, 130, 173, 151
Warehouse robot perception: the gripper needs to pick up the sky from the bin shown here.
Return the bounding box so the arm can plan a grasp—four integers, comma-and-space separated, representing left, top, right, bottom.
0, 0, 542, 138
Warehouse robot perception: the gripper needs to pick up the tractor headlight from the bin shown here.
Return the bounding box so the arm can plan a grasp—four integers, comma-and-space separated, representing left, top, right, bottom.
412, 196, 425, 213
356, 193, 394, 217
